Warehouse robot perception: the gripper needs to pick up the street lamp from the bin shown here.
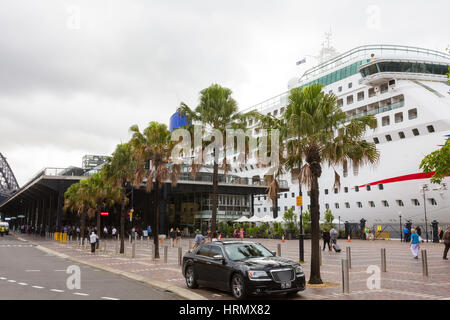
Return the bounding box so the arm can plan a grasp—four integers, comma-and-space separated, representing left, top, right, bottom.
420, 184, 429, 242
398, 212, 402, 242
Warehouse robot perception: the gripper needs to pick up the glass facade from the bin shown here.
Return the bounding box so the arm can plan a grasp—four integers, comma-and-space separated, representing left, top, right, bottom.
360, 61, 449, 77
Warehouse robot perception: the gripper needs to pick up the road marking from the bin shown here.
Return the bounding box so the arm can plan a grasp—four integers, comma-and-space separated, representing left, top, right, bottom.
101, 297, 119, 300
25, 270, 40, 272
54, 270, 66, 272
50, 289, 64, 293
8, 280, 16, 283
18, 282, 28, 286
0, 277, 6, 280
32, 286, 44, 289
73, 292, 89, 296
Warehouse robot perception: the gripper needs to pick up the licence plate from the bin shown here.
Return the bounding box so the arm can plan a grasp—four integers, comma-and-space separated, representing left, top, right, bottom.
281, 281, 291, 289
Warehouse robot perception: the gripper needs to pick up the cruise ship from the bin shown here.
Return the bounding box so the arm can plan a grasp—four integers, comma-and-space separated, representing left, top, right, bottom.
234, 44, 450, 226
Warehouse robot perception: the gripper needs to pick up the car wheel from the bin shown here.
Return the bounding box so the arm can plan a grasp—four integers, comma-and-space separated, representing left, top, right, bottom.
231, 274, 247, 300
185, 265, 198, 289
286, 290, 300, 297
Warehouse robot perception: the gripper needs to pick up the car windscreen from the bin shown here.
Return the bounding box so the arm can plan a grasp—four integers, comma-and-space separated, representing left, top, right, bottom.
224, 243, 274, 261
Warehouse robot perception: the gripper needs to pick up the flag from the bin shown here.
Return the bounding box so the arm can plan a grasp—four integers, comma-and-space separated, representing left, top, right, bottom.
296, 58, 306, 65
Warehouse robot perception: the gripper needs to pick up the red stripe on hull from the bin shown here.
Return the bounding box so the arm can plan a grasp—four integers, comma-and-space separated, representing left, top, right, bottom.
358, 172, 438, 188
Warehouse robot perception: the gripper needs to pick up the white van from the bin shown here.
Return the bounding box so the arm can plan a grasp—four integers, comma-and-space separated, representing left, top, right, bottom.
0, 222, 9, 235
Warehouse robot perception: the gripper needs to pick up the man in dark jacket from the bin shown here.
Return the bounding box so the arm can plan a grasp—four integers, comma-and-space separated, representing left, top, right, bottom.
443, 226, 450, 260
322, 228, 331, 251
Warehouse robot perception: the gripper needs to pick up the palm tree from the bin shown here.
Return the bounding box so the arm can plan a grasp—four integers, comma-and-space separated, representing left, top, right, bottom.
129, 121, 179, 259
282, 84, 379, 284
102, 143, 136, 254
178, 84, 258, 232
64, 179, 96, 244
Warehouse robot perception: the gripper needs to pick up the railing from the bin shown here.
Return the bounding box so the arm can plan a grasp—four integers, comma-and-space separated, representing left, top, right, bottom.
345, 100, 405, 122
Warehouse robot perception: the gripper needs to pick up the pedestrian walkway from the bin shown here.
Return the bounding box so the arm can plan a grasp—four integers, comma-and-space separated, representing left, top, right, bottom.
13, 233, 450, 300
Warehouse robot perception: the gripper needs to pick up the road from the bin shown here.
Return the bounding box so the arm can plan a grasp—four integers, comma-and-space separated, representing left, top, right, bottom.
0, 235, 180, 300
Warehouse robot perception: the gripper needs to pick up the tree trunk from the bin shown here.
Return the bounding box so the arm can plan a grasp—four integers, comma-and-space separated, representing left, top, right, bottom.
96, 210, 101, 249
309, 173, 323, 284
153, 186, 160, 259
120, 200, 125, 254
211, 161, 219, 233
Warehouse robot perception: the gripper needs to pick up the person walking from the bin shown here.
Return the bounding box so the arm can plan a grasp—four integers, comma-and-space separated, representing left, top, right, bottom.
103, 226, 108, 239
211, 231, 219, 242
239, 228, 244, 240
416, 226, 423, 243
403, 226, 410, 243
233, 228, 239, 239
322, 228, 331, 251
111, 226, 117, 240
191, 229, 205, 251
410, 228, 420, 259
442, 226, 450, 260
330, 227, 340, 252
169, 228, 176, 247
438, 227, 444, 242
147, 225, 152, 239
90, 231, 98, 254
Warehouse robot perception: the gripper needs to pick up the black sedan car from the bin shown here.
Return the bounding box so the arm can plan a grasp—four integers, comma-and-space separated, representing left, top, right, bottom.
182, 241, 305, 299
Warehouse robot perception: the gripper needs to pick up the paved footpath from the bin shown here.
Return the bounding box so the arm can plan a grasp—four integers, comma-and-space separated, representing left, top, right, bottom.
11, 233, 450, 300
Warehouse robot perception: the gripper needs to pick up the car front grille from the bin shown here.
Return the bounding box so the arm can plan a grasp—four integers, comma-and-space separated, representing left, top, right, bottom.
270, 269, 295, 283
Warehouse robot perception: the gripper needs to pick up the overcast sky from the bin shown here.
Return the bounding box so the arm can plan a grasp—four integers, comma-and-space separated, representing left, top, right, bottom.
1, 0, 449, 186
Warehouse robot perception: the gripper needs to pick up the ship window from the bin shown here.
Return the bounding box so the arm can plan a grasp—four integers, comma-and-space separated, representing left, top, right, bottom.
380, 83, 388, 94
357, 202, 363, 208
368, 88, 375, 97
366, 185, 371, 191
385, 134, 392, 142
429, 198, 437, 206
337, 99, 343, 107
334, 188, 338, 194
280, 107, 285, 114
378, 184, 384, 190
325, 203, 329, 209
345, 202, 350, 208
264, 207, 267, 212
348, 82, 352, 89
344, 187, 348, 193
284, 206, 288, 211
396, 200, 404, 207
408, 108, 417, 120
273, 109, 278, 116
398, 131, 406, 139
427, 125, 435, 133
325, 189, 329, 195
284, 193, 287, 198
335, 203, 339, 209
355, 186, 359, 192
382, 116, 390, 126
382, 200, 389, 207
338, 86, 342, 92
411, 199, 420, 206
412, 128, 420, 136
347, 95, 354, 105
291, 193, 295, 197
373, 137, 380, 144
395, 112, 403, 123
357, 91, 364, 101
369, 201, 375, 207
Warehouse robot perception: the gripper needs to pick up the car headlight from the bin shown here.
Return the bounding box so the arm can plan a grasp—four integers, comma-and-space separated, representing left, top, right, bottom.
248, 270, 269, 280
295, 266, 304, 276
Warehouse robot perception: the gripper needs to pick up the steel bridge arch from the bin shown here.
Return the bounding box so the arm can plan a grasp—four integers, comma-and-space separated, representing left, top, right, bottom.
0, 153, 19, 200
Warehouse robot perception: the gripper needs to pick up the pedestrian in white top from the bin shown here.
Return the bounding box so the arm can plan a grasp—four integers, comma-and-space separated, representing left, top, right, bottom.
112, 227, 117, 239
90, 231, 98, 254
103, 226, 108, 238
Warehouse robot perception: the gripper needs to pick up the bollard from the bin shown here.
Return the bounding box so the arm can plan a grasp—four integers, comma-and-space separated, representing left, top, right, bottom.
141, 236, 143, 248
147, 237, 150, 248
178, 247, 183, 267
131, 242, 136, 259
277, 243, 281, 257
381, 248, 387, 272
115, 239, 118, 254
164, 246, 168, 263
151, 243, 155, 260
104, 240, 107, 252
346, 247, 351, 269
421, 250, 428, 277
341, 259, 350, 294
129, 235, 131, 243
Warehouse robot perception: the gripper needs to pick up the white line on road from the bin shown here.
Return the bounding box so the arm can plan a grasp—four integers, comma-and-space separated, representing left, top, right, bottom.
18, 282, 28, 286
32, 286, 45, 289
7, 280, 16, 283
54, 270, 66, 272
0, 277, 6, 280
50, 289, 64, 293
73, 292, 89, 296
25, 270, 40, 272
101, 297, 119, 300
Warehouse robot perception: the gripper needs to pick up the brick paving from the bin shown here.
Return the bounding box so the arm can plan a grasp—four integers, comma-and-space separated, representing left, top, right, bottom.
14, 233, 450, 300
